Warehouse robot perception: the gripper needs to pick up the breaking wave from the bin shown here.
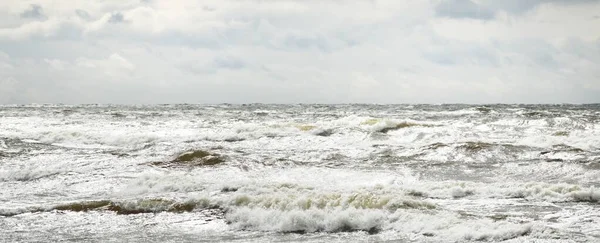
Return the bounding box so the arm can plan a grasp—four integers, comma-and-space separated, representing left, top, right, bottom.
2, 104, 600, 242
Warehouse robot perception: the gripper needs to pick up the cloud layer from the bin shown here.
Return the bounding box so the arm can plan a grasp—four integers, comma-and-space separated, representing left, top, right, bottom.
0, 0, 599, 104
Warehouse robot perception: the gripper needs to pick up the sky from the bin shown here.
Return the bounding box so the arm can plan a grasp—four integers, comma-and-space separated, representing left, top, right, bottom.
0, 0, 599, 104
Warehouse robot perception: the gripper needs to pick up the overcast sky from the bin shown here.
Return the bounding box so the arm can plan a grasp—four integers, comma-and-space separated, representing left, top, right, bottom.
0, 0, 599, 104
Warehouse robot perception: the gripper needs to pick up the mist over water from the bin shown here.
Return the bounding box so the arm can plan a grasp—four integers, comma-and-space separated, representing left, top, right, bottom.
1, 104, 599, 242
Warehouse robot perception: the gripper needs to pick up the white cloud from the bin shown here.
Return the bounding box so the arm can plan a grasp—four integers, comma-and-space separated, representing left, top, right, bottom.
44, 58, 65, 70
0, 0, 598, 104
432, 3, 600, 42
0, 76, 18, 103
73, 53, 135, 79
0, 51, 12, 69
108, 53, 135, 71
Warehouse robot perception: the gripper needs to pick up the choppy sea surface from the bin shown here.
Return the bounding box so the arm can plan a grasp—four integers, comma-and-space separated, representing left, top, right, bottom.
1, 104, 599, 242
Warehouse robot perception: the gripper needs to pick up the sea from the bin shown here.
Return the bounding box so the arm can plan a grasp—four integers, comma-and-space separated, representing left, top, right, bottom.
0, 104, 599, 242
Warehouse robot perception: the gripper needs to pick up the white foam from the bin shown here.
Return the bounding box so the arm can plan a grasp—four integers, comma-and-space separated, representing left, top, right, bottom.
117, 166, 600, 205
224, 206, 538, 241
227, 207, 385, 233
0, 167, 65, 182
2, 105, 599, 241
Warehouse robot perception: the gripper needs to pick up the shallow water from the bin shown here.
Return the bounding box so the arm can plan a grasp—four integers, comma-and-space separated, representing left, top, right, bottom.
1, 104, 599, 242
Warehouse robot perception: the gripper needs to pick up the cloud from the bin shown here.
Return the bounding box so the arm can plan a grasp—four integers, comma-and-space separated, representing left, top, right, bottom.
20, 4, 47, 20
435, 0, 495, 20
481, 0, 600, 15
0, 51, 11, 68
436, 0, 600, 20
212, 55, 245, 70
109, 53, 135, 70
0, 0, 598, 104
0, 76, 18, 103
108, 12, 125, 23
75, 9, 91, 20
44, 58, 66, 70
431, 2, 600, 42
75, 53, 135, 75
422, 41, 500, 66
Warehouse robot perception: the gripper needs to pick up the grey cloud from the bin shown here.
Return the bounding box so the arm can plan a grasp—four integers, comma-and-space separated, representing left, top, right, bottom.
422, 41, 500, 66
75, 9, 91, 20
482, 0, 600, 15
435, 0, 495, 20
496, 40, 560, 69
421, 37, 587, 71
202, 6, 216, 12
181, 55, 245, 75
422, 53, 456, 65
153, 18, 345, 52
180, 62, 213, 75
437, 0, 600, 20
151, 31, 223, 49
20, 4, 47, 20
0, 40, 104, 61
560, 38, 600, 63
482, 1, 546, 14
425, 49, 499, 66
1, 1, 599, 104
282, 34, 333, 52
108, 12, 125, 23
213, 56, 245, 70
51, 23, 84, 41
7, 7, 349, 52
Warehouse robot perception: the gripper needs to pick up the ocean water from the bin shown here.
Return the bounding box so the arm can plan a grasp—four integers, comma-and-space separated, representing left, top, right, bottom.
1, 104, 599, 242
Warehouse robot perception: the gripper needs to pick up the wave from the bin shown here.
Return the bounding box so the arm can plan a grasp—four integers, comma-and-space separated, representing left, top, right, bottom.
402, 181, 600, 203
1, 187, 438, 217
0, 195, 530, 241
226, 207, 536, 241
0, 198, 216, 217
0, 196, 536, 241
117, 166, 600, 204
228, 192, 435, 211
2, 112, 598, 157
2, 177, 597, 241
0, 191, 435, 216
0, 165, 68, 182
361, 119, 438, 133
373, 141, 595, 165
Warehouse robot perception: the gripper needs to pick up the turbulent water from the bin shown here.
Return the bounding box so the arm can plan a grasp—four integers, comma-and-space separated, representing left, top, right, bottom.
1, 104, 599, 242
